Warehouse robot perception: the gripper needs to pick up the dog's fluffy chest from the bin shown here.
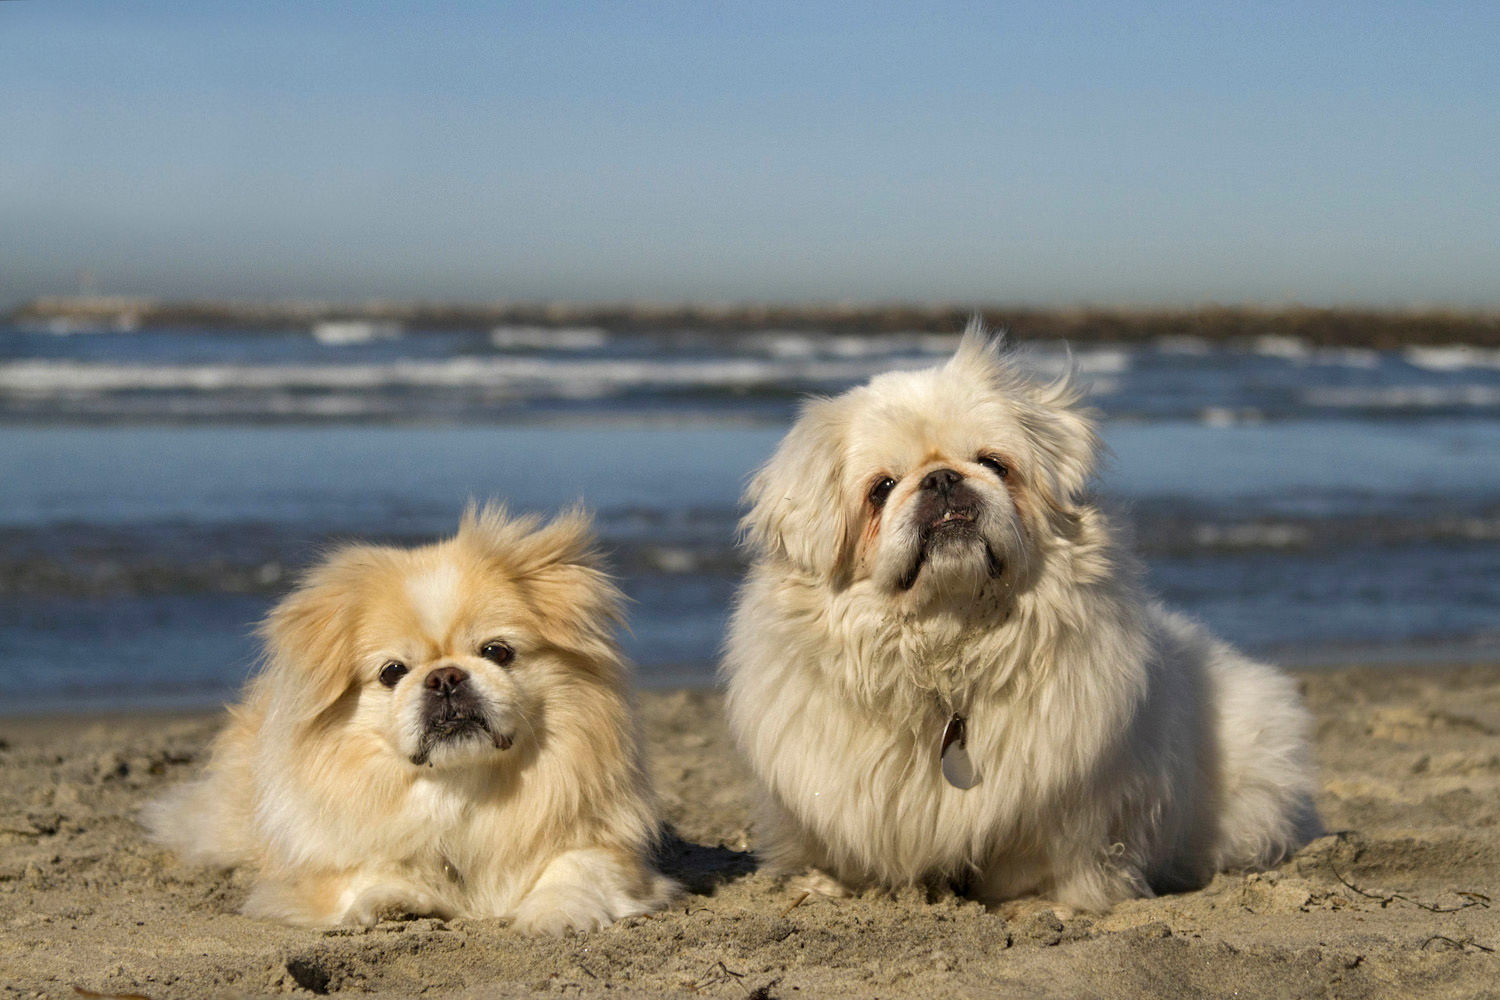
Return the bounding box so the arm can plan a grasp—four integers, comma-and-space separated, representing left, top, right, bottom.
783, 680, 1051, 882
830, 597, 1027, 721
726, 567, 1099, 884
387, 777, 542, 911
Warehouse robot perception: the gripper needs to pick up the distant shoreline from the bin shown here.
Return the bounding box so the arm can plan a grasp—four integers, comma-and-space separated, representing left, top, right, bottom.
9, 296, 1500, 347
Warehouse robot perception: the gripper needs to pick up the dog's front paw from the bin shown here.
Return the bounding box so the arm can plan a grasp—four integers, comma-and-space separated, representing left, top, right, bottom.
993, 896, 1076, 922
511, 892, 617, 936
340, 883, 449, 927
790, 868, 854, 899
511, 848, 674, 935
511, 880, 666, 935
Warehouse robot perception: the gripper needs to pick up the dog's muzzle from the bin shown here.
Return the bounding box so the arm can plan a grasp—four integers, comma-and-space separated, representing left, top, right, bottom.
410, 666, 512, 765
917, 468, 981, 538
897, 469, 1005, 590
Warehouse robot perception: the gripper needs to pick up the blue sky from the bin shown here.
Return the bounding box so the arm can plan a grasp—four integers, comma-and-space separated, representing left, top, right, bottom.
3, 1, 1497, 308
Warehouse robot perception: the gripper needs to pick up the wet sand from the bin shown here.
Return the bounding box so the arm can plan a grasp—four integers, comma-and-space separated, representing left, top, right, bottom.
3, 665, 1498, 998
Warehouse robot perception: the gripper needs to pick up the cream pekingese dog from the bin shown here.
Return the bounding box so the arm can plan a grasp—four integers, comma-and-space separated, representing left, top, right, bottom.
147, 506, 675, 932
723, 326, 1321, 911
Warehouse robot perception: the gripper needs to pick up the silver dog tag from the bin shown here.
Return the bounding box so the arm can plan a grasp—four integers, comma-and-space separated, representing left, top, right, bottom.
940, 713, 980, 790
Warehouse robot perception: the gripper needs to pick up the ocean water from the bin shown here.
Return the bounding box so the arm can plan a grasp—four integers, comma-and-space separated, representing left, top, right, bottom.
3, 322, 1498, 713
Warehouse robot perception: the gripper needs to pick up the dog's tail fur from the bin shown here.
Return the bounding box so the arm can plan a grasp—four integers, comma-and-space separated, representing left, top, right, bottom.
1207, 646, 1323, 870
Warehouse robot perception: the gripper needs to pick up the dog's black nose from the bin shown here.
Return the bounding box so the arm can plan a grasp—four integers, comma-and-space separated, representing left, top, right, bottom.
424, 666, 469, 695
921, 468, 962, 493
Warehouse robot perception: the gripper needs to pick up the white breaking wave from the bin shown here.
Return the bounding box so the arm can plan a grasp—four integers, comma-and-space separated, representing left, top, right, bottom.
1250, 336, 1380, 369
1193, 523, 1311, 548
737, 332, 1134, 376
709, 331, 1121, 374
1447, 517, 1500, 541
1198, 407, 1266, 427
0, 355, 939, 397
1251, 335, 1310, 359
644, 547, 702, 574
490, 325, 609, 351
1404, 345, 1500, 372
30, 316, 143, 336
311, 321, 403, 345
1018, 348, 1133, 377
744, 331, 964, 360
1302, 385, 1500, 409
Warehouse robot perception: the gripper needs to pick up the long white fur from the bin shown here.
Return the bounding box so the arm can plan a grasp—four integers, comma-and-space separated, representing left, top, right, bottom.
146, 506, 676, 931
722, 325, 1321, 910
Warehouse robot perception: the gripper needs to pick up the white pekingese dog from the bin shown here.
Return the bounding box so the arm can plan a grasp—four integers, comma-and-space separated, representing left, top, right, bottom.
723, 326, 1320, 911
147, 506, 675, 932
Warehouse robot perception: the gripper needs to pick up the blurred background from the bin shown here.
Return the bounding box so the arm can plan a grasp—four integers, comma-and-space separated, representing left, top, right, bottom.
2, 2, 1498, 713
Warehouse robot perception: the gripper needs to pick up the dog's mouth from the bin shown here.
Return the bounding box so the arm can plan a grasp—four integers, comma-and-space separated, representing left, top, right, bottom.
930, 508, 977, 532
410, 706, 512, 766
897, 507, 1006, 591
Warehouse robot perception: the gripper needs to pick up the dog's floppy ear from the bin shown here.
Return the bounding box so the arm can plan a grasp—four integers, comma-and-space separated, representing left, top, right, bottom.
258, 545, 379, 727
1016, 373, 1099, 515
461, 504, 627, 675
951, 321, 1100, 517
740, 394, 857, 580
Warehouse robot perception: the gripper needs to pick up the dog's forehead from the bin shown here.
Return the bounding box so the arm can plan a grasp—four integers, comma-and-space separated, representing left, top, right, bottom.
847, 369, 1025, 467
405, 560, 464, 637
377, 554, 531, 649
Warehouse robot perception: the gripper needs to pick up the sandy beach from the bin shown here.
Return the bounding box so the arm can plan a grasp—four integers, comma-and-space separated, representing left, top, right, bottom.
3, 665, 1499, 999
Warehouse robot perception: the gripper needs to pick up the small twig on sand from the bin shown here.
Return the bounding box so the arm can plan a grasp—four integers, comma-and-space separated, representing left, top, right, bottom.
691, 960, 748, 994
1421, 935, 1496, 953
778, 890, 811, 917
1327, 838, 1491, 914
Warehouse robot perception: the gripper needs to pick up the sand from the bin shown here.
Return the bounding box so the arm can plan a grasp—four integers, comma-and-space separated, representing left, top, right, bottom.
3, 665, 1499, 999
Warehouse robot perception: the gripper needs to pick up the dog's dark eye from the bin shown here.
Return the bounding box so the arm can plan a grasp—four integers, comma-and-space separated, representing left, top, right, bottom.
869, 477, 897, 508
479, 641, 515, 667
978, 456, 1009, 480
378, 661, 408, 687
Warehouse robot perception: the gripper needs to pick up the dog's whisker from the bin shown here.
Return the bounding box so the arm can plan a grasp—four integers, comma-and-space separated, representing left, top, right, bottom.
510, 702, 541, 745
